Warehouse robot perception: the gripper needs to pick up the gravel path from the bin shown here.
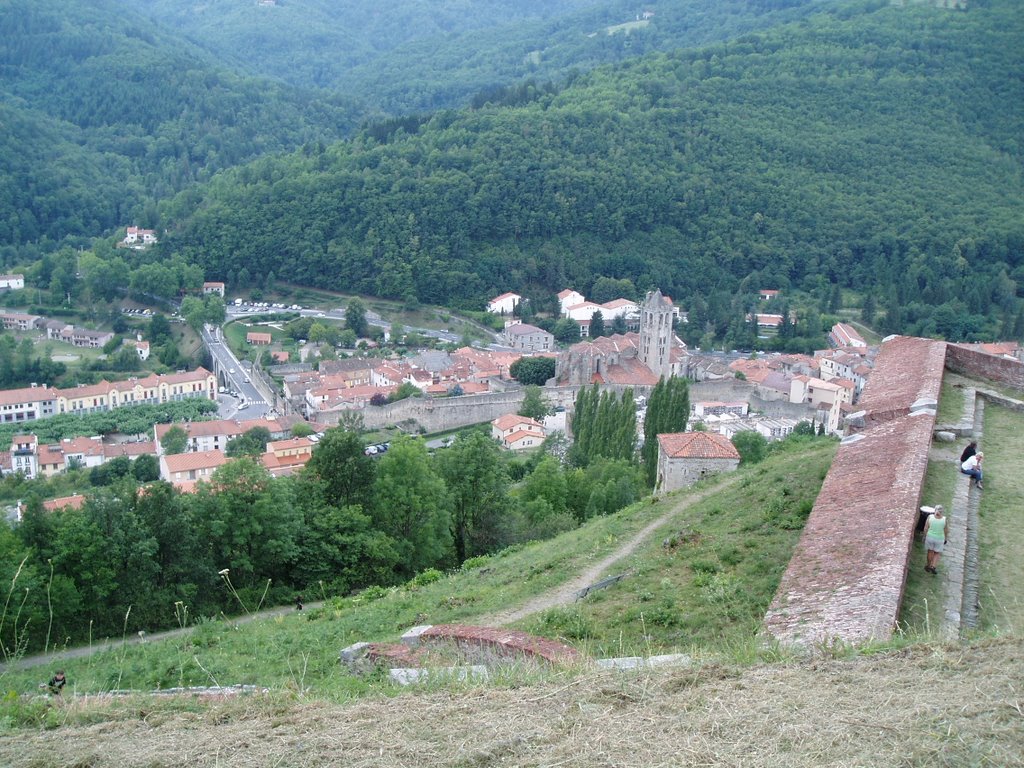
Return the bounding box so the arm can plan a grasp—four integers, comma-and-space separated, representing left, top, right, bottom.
479, 477, 738, 626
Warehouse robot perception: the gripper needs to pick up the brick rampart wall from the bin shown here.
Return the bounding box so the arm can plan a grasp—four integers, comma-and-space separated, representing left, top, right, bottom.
945, 344, 1024, 390
420, 625, 581, 665
363, 625, 580, 668
764, 336, 947, 647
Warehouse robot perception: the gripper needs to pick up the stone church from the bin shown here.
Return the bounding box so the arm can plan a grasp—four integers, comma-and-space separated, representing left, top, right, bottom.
554, 290, 688, 387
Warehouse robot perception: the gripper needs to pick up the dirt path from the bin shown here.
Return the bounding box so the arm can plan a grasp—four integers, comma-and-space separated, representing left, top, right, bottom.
479, 478, 738, 626
4, 479, 732, 672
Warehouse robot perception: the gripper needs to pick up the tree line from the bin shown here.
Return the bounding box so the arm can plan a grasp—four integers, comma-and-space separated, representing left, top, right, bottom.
0, 424, 648, 655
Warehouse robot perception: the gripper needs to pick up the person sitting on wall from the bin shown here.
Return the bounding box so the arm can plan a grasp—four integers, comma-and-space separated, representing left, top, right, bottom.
961, 451, 984, 490
960, 441, 978, 464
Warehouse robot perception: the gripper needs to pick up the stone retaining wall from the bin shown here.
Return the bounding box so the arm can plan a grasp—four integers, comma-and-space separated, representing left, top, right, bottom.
945, 344, 1024, 389
764, 336, 947, 647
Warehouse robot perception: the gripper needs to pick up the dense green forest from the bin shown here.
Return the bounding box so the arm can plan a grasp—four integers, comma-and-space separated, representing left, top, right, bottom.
122, 0, 823, 112
163, 0, 1024, 341
0, 426, 653, 653
0, 0, 357, 262
0, 0, 823, 265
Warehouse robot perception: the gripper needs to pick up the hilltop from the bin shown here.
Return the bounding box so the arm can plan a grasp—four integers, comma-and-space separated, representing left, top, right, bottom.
164, 0, 1024, 338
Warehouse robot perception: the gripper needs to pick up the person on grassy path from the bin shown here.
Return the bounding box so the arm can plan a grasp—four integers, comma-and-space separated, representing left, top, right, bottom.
961, 452, 984, 489
924, 506, 947, 575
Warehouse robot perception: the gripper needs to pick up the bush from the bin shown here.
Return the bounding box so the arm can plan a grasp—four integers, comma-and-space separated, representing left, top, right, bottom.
408, 568, 443, 589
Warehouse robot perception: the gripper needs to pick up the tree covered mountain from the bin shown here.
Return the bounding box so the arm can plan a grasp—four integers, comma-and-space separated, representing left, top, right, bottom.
163, 0, 1024, 341
0, 0, 824, 263
122, 0, 825, 114
0, 0, 357, 261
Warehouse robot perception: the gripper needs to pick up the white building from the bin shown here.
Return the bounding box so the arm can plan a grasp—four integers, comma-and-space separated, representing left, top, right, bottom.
124, 226, 158, 246
557, 289, 585, 314
491, 413, 545, 451
486, 292, 522, 315
0, 274, 25, 290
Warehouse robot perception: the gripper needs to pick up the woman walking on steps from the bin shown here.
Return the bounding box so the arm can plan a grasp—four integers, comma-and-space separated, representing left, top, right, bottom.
924, 505, 947, 574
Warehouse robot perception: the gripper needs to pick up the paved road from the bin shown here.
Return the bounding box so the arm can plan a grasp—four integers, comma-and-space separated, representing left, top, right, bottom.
200, 325, 271, 419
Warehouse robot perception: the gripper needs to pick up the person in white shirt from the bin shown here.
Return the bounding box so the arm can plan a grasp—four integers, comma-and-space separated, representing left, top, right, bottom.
961, 451, 984, 489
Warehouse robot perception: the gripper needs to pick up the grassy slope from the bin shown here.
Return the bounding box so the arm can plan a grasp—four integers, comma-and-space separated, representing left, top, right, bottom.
0, 440, 834, 699
0, 437, 1021, 763
977, 403, 1024, 635
519, 443, 835, 655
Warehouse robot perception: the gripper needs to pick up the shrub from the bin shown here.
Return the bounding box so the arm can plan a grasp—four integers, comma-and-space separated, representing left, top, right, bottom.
408, 569, 443, 589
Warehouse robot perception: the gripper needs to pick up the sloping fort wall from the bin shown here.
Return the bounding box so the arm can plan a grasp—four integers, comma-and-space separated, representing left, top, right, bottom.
764, 337, 1024, 647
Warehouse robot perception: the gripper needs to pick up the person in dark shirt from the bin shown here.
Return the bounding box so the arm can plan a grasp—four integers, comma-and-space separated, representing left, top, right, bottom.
960, 441, 978, 464
46, 670, 66, 696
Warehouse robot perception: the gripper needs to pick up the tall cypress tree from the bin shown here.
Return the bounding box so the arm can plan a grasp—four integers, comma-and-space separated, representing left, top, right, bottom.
569, 384, 637, 467
642, 377, 691, 487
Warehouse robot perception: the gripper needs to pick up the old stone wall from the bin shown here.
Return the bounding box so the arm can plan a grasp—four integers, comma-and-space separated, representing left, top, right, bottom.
318, 383, 649, 433
764, 336, 948, 647
945, 344, 1024, 390
656, 456, 739, 495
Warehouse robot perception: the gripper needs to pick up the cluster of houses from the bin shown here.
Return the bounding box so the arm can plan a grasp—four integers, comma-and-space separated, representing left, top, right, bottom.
152, 417, 322, 490
0, 309, 117, 350
2, 412, 323, 500
486, 286, 676, 343
282, 347, 531, 420
122, 226, 158, 249
0, 368, 217, 425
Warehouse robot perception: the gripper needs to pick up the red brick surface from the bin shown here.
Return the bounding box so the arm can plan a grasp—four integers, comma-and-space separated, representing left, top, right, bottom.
945, 344, 1024, 390
854, 336, 946, 426
421, 625, 581, 665
366, 643, 424, 667
764, 336, 946, 647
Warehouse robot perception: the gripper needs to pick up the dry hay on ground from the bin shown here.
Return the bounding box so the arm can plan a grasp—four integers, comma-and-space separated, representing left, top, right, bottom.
2, 637, 1022, 767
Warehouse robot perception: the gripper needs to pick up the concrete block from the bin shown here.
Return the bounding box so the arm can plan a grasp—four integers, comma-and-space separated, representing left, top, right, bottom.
646, 653, 692, 668
594, 657, 643, 670
389, 665, 489, 686
934, 431, 956, 442
401, 625, 433, 647
339, 642, 370, 666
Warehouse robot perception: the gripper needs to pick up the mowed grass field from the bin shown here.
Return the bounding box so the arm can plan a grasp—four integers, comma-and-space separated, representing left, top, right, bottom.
976, 402, 1024, 635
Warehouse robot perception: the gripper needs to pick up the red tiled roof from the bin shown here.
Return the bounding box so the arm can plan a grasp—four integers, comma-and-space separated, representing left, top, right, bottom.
504, 429, 545, 447
488, 292, 521, 303
162, 450, 228, 474
105, 441, 156, 458
42, 494, 87, 512
493, 414, 543, 431
658, 432, 740, 460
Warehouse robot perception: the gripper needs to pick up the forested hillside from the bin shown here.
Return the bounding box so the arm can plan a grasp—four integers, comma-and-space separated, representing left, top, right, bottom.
123, 0, 823, 114
0, 0, 356, 261
165, 0, 1024, 341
